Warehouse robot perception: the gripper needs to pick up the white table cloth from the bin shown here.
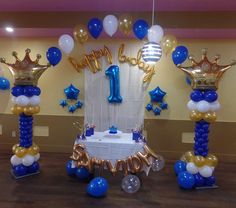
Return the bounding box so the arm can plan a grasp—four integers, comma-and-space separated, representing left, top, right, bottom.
75, 131, 144, 166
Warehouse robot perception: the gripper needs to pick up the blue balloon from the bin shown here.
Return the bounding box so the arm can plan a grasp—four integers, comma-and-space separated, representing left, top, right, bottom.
23, 86, 35, 96
133, 19, 149, 40
75, 167, 90, 180
64, 84, 80, 100
204, 90, 218, 102
13, 164, 27, 177
105, 65, 122, 103
87, 177, 108, 198
160, 102, 168, 110
178, 171, 195, 189
33, 86, 41, 96
66, 160, 76, 176
59, 99, 68, 107
194, 173, 205, 187
174, 160, 187, 175
145, 103, 153, 111
75, 101, 83, 109
68, 105, 77, 113
190, 90, 203, 102
204, 176, 216, 186
87, 18, 103, 39
11, 86, 24, 96
153, 107, 161, 116
0, 77, 10, 90
27, 162, 40, 174
46, 47, 62, 66
149, 87, 166, 103
172, 45, 189, 65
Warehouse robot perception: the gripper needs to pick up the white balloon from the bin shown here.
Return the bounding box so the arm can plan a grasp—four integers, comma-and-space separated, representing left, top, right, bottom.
15, 95, 29, 106
11, 96, 17, 105
187, 100, 197, 111
197, 100, 210, 113
199, 165, 213, 177
147, 25, 164, 43
29, 95, 40, 106
22, 154, 35, 166
210, 101, 221, 111
34, 153, 40, 162
103, 15, 118, 37
58, 34, 74, 55
10, 155, 22, 166
186, 162, 198, 174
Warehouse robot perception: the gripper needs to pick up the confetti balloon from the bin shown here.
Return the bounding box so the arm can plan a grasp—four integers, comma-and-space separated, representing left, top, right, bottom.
121, 174, 140, 193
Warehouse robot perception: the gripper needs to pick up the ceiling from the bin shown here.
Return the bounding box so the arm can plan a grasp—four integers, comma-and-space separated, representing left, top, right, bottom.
0, 0, 236, 38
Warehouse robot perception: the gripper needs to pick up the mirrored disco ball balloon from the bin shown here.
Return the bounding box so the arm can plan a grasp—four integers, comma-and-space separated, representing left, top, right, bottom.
151, 155, 165, 172
121, 174, 141, 193
141, 42, 162, 64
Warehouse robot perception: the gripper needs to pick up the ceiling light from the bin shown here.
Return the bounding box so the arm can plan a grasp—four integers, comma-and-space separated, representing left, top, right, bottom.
5, 27, 14, 33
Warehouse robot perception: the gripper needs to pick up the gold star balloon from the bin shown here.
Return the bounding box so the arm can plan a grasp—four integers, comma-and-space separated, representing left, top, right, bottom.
0, 49, 51, 86
178, 49, 236, 90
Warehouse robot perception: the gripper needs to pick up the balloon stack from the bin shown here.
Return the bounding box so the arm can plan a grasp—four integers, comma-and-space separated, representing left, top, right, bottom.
0, 48, 61, 178
146, 86, 168, 116
173, 49, 236, 189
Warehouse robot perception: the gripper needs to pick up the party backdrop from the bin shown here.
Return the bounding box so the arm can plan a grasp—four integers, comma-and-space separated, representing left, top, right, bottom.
84, 42, 146, 132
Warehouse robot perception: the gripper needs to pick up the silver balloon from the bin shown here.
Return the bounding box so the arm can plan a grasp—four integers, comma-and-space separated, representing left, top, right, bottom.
151, 155, 165, 172
121, 174, 141, 193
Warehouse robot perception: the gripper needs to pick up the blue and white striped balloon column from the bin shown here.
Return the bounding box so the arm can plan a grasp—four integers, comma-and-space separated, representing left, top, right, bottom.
141, 42, 162, 64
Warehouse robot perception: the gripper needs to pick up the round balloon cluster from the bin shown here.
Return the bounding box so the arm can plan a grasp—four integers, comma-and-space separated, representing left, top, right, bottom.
66, 160, 108, 198
174, 152, 217, 189
187, 90, 220, 123
11, 86, 41, 115
11, 143, 40, 177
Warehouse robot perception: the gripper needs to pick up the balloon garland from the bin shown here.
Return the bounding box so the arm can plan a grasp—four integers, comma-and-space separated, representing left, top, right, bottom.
172, 49, 236, 189
0, 48, 61, 178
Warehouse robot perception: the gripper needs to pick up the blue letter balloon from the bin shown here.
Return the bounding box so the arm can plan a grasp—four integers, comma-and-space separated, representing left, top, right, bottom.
133, 19, 149, 40
105, 65, 122, 103
46, 47, 62, 66
87, 177, 108, 197
172, 45, 188, 65
0, 77, 10, 90
87, 18, 103, 39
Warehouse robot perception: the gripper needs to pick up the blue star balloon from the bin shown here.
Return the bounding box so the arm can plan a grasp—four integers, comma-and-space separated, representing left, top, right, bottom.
64, 84, 80, 100
60, 99, 68, 107
68, 105, 77, 113
153, 107, 161, 115
145, 103, 153, 111
75, 101, 83, 109
160, 102, 168, 110
149, 87, 166, 103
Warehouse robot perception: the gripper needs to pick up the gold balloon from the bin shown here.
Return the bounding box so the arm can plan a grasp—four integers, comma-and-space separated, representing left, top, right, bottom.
194, 155, 205, 167
33, 106, 40, 114
161, 34, 178, 55
205, 154, 218, 167
189, 110, 203, 121
28, 144, 40, 155
131, 155, 142, 173
181, 151, 194, 162
11, 105, 23, 115
15, 146, 27, 158
12, 144, 19, 154
203, 112, 217, 123
118, 14, 133, 35
73, 24, 89, 44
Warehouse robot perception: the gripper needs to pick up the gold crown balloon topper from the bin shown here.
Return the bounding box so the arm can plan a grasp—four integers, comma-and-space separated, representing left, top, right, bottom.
178, 49, 236, 90
0, 49, 51, 86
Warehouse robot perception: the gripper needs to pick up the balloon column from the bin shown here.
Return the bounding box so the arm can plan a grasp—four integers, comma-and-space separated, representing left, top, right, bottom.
0, 48, 61, 178
172, 49, 236, 189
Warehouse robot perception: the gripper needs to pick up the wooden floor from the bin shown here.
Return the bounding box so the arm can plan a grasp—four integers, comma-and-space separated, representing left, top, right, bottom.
0, 152, 235, 208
